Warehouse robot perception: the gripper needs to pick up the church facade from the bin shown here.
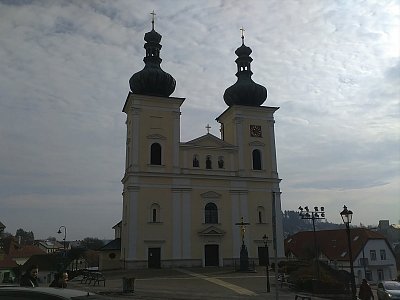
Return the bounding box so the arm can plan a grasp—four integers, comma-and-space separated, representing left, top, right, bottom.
120, 20, 284, 269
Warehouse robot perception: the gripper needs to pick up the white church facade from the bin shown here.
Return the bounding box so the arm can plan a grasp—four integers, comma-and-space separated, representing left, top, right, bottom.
120, 20, 284, 269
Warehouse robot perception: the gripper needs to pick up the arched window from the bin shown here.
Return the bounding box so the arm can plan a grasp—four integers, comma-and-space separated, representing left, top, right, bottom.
150, 143, 161, 165
152, 208, 157, 222
206, 155, 212, 169
193, 154, 199, 167
252, 149, 262, 170
150, 203, 160, 223
205, 202, 218, 224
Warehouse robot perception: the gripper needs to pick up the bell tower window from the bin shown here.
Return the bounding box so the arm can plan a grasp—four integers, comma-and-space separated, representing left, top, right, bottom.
206, 155, 212, 169
252, 149, 262, 170
150, 143, 162, 165
193, 154, 200, 167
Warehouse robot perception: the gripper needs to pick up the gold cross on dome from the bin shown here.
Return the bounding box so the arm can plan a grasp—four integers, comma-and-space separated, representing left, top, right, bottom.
150, 10, 156, 30
206, 124, 211, 134
240, 26, 245, 43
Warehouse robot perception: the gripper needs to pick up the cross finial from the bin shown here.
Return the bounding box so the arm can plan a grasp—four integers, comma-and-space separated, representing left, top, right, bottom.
240, 26, 245, 44
150, 10, 156, 30
206, 124, 211, 134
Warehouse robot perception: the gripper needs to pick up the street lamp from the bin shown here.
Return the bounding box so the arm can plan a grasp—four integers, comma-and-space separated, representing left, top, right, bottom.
262, 234, 271, 293
340, 205, 357, 300
298, 206, 325, 280
57, 225, 67, 253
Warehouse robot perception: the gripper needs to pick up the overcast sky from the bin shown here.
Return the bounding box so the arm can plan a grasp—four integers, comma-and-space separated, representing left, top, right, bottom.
0, 0, 399, 241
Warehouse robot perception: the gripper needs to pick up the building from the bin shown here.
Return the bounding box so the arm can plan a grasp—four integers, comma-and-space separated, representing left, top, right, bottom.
99, 222, 121, 270
376, 220, 400, 248
1, 236, 45, 266
35, 240, 64, 254
0, 221, 5, 237
120, 19, 284, 269
285, 228, 398, 283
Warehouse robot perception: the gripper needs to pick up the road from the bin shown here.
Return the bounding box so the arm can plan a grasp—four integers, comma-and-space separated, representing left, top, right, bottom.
68, 267, 377, 300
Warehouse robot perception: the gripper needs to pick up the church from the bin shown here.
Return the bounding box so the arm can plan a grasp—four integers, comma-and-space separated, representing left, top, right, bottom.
120, 17, 284, 269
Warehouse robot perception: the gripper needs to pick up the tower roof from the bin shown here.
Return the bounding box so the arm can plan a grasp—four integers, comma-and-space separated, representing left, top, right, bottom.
129, 12, 176, 97
223, 29, 267, 107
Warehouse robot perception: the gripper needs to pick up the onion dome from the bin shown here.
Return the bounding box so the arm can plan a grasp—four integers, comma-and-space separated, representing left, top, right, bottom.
223, 31, 267, 107
129, 14, 176, 97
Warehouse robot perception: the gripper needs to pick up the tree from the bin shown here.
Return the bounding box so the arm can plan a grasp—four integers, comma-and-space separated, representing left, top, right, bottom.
15, 228, 34, 245
81, 237, 104, 250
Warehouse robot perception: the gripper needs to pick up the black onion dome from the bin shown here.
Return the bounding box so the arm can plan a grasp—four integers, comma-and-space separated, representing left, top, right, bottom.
129, 26, 176, 97
235, 43, 252, 57
144, 29, 161, 43
223, 38, 267, 107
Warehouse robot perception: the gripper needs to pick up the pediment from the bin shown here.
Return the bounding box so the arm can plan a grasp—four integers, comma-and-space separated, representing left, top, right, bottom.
201, 191, 221, 199
198, 226, 226, 236
184, 134, 234, 149
147, 134, 166, 140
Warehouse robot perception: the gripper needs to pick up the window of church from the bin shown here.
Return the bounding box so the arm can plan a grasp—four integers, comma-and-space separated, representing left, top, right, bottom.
218, 156, 224, 169
252, 149, 262, 170
152, 209, 157, 222
257, 206, 265, 223
150, 143, 162, 165
193, 154, 200, 167
205, 202, 218, 224
150, 203, 161, 223
206, 155, 212, 169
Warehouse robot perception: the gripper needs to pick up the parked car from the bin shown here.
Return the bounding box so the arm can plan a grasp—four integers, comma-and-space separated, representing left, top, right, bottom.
377, 281, 400, 300
0, 286, 113, 300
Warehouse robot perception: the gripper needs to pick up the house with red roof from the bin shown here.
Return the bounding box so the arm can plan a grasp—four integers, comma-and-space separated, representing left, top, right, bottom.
1, 236, 45, 266
285, 228, 398, 284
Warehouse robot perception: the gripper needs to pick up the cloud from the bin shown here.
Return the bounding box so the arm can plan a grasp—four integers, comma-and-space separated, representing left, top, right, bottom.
0, 0, 399, 239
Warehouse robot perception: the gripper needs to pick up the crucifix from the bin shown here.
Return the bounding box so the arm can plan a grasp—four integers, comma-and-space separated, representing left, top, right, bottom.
235, 216, 250, 245
235, 217, 251, 271
150, 10, 156, 30
205, 124, 211, 134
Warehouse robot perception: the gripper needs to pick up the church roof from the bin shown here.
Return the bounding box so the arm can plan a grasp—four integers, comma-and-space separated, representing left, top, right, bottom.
182, 133, 235, 149
99, 238, 121, 251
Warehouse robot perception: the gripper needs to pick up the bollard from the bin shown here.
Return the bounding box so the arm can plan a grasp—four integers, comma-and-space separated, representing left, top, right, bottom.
122, 277, 135, 293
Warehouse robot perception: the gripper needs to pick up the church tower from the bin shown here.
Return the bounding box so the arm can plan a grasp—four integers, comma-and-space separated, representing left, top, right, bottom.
120, 17, 284, 269
216, 31, 284, 259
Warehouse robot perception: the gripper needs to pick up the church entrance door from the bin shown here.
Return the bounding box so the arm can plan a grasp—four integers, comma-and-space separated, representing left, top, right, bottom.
148, 247, 161, 268
204, 244, 219, 266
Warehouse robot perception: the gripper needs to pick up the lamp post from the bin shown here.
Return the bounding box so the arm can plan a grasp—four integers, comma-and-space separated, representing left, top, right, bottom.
57, 225, 67, 253
298, 206, 325, 280
262, 234, 271, 293
340, 205, 357, 300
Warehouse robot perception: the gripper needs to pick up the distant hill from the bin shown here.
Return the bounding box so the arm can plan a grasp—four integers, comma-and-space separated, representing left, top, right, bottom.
282, 210, 341, 238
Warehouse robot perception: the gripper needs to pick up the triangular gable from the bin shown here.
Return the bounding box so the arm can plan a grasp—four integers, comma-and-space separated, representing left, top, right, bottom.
198, 226, 226, 237
183, 133, 235, 149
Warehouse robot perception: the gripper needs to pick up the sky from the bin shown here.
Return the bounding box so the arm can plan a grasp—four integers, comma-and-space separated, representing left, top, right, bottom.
0, 0, 399, 241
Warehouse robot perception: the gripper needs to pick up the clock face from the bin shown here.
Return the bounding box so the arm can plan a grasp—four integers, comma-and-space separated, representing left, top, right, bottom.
250, 125, 262, 137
